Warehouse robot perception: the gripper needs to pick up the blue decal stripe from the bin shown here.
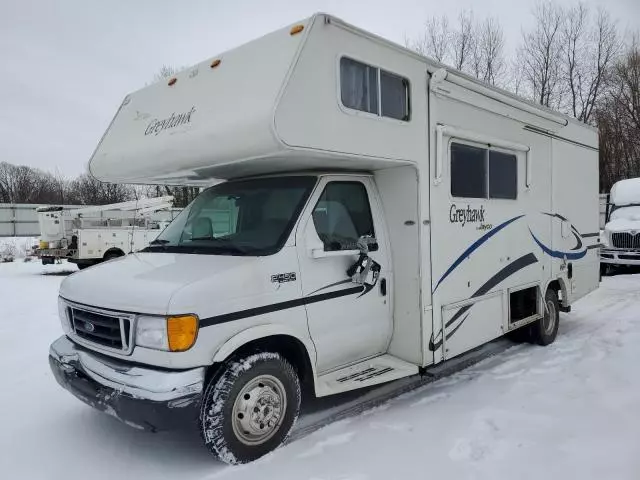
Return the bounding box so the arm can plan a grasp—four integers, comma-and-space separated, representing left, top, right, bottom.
433, 215, 525, 293
529, 229, 587, 260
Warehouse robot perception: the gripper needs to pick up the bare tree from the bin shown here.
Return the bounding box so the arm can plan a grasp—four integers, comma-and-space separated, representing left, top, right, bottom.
409, 15, 451, 63
69, 173, 134, 205
518, 1, 564, 107
562, 5, 620, 123
452, 10, 475, 71
596, 41, 640, 191
475, 17, 506, 86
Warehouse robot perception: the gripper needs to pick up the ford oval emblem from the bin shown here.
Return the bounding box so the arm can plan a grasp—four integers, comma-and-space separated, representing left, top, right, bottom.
84, 322, 95, 333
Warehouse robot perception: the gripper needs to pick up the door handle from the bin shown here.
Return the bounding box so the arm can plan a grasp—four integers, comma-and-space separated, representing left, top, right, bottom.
380, 278, 387, 296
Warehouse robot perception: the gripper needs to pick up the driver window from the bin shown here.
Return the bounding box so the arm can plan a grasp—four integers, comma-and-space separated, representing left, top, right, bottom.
312, 182, 375, 251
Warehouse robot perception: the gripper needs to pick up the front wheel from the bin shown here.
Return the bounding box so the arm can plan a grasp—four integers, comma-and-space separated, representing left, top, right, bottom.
199, 352, 301, 464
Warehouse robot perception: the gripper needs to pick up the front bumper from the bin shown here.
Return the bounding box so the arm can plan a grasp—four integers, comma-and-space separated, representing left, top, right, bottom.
600, 248, 640, 266
49, 335, 205, 431
38, 248, 78, 259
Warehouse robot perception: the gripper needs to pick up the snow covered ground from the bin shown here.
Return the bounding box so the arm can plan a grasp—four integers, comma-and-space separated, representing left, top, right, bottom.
2, 261, 640, 479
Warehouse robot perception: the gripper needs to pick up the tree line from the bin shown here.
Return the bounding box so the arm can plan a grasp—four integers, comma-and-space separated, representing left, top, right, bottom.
406, 0, 639, 192
0, 163, 199, 207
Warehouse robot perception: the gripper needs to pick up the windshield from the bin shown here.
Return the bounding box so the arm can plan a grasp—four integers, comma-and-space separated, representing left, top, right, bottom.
143, 176, 317, 256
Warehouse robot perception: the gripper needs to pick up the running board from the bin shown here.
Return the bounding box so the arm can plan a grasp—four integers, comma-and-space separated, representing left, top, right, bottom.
315, 354, 419, 397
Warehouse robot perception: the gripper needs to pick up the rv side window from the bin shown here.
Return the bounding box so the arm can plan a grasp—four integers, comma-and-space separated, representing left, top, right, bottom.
489, 151, 517, 199
340, 57, 379, 115
340, 57, 410, 121
451, 143, 487, 198
450, 142, 518, 200
312, 182, 375, 251
381, 71, 410, 120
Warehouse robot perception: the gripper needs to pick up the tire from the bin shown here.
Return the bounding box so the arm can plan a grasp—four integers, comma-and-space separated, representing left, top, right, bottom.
529, 289, 560, 346
103, 251, 124, 262
199, 352, 301, 464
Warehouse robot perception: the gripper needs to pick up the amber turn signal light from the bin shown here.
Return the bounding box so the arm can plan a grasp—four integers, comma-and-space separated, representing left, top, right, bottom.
167, 315, 199, 352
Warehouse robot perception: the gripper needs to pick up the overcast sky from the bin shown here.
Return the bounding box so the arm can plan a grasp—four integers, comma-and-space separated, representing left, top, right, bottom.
2, 0, 639, 177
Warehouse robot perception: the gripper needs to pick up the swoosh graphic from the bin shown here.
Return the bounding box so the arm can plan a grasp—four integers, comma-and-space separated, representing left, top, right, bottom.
429, 252, 539, 351
432, 215, 525, 294
529, 229, 587, 260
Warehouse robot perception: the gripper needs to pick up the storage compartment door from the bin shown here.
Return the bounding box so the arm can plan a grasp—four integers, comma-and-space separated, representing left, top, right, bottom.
443, 292, 504, 360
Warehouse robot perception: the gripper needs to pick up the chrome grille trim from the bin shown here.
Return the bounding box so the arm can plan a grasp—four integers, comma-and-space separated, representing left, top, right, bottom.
61, 299, 135, 355
611, 232, 640, 250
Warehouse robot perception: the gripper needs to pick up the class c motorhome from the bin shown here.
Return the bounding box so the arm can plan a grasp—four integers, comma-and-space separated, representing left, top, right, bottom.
48, 14, 600, 464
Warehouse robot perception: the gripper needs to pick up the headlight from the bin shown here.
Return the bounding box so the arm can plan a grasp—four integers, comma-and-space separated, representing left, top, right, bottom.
135, 314, 199, 352
601, 231, 609, 248
58, 297, 72, 334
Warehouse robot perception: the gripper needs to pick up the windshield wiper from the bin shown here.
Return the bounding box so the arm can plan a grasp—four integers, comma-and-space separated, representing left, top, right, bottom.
149, 239, 170, 245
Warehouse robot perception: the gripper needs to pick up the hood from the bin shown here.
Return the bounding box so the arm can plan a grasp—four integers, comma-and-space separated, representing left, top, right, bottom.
604, 217, 640, 234
59, 252, 259, 314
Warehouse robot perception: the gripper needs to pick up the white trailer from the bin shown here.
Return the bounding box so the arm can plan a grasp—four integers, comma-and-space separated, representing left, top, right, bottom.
49, 14, 600, 464
601, 178, 640, 272
37, 196, 179, 268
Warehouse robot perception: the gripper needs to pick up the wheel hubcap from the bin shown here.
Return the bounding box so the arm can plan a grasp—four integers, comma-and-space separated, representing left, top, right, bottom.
543, 299, 557, 335
231, 374, 287, 446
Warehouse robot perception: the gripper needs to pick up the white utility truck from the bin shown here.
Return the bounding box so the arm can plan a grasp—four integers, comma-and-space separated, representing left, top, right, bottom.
601, 178, 640, 272
49, 14, 600, 464
37, 196, 178, 269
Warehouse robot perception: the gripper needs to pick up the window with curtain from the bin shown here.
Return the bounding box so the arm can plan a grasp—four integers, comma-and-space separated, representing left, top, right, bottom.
340, 57, 410, 121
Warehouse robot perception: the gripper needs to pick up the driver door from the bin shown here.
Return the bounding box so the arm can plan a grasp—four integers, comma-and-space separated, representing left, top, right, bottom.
296, 176, 392, 373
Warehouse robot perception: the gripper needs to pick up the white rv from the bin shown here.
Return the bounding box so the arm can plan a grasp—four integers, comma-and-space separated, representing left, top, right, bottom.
37, 197, 178, 268
49, 14, 600, 464
601, 178, 640, 272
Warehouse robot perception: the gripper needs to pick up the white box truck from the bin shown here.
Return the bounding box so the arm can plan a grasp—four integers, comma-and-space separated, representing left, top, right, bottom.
37, 197, 179, 268
601, 178, 640, 273
49, 14, 600, 464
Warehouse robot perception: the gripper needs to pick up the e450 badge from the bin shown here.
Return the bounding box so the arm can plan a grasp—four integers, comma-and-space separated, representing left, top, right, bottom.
271, 272, 297, 284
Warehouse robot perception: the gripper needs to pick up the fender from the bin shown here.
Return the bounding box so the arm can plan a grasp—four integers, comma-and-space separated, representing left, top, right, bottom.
543, 275, 569, 307
211, 323, 318, 380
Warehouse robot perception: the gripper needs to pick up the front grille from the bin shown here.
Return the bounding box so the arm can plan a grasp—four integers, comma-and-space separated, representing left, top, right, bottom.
611, 232, 640, 250
70, 307, 132, 352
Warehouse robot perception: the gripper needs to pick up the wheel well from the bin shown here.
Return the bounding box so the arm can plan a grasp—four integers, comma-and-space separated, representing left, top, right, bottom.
206, 335, 315, 397
547, 279, 566, 306
103, 248, 125, 259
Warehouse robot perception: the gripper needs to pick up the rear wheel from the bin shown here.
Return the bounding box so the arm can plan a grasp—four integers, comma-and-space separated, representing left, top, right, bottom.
529, 289, 560, 346
199, 352, 301, 464
103, 250, 124, 262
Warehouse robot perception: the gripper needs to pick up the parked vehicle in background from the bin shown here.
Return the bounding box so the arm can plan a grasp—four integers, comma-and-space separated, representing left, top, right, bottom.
48, 13, 600, 464
601, 178, 640, 274
37, 196, 179, 269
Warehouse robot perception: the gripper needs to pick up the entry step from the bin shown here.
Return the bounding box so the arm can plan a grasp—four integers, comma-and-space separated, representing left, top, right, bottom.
316, 354, 419, 396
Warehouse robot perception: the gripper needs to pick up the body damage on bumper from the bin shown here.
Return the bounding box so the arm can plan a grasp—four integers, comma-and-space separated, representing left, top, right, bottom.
49, 336, 205, 431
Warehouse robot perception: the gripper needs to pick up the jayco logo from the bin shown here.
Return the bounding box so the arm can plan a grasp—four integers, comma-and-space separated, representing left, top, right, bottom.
144, 106, 196, 136
449, 204, 486, 227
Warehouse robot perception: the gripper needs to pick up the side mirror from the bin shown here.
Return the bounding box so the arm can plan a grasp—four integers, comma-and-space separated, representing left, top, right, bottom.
356, 235, 378, 254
